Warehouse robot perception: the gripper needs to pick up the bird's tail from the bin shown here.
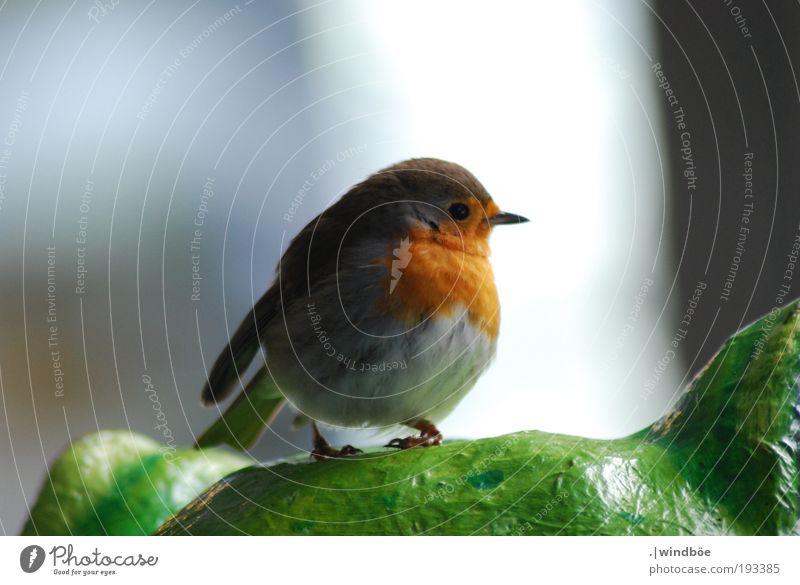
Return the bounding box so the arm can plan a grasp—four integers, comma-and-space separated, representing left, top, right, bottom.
201, 290, 277, 406
195, 368, 286, 450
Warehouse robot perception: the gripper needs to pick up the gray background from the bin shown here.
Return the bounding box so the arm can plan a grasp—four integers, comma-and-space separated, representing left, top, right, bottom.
1, 0, 797, 533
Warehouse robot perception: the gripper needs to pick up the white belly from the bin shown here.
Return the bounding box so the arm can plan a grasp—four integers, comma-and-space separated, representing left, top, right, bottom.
263, 302, 496, 429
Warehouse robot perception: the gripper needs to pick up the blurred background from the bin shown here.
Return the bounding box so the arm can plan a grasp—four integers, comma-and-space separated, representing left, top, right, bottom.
1, 0, 799, 533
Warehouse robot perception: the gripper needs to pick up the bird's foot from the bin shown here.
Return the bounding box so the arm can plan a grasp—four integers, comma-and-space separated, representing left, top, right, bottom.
311, 443, 362, 461
310, 422, 362, 461
385, 421, 442, 450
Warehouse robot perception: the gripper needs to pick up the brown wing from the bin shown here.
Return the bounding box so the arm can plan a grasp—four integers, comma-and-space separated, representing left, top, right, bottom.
200, 168, 405, 406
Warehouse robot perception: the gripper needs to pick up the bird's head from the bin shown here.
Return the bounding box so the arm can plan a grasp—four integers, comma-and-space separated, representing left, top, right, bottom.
372, 158, 529, 257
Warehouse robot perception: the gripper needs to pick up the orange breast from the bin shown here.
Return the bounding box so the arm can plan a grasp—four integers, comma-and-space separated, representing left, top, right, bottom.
382, 227, 500, 339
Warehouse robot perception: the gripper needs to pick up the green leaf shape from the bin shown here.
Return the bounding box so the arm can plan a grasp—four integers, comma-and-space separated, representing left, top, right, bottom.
22, 430, 251, 536
155, 301, 800, 535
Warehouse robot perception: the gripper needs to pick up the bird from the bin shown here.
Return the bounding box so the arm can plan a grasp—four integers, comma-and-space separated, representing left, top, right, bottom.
195, 157, 529, 458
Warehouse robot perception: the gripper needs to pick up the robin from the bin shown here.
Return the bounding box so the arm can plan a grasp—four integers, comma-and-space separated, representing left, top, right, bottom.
195, 158, 529, 458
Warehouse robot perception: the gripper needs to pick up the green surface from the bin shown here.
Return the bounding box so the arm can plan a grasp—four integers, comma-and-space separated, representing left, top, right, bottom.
23, 301, 800, 535
156, 302, 800, 535
22, 431, 250, 536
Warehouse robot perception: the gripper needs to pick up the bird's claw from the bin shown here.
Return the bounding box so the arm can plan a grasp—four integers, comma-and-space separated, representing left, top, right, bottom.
384, 432, 442, 450
311, 444, 362, 461
384, 437, 407, 449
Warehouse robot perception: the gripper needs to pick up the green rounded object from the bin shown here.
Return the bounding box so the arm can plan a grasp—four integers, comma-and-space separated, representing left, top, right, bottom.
22, 430, 251, 536
157, 302, 800, 535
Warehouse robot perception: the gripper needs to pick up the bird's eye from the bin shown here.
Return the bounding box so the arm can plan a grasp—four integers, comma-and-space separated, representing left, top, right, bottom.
448, 203, 470, 221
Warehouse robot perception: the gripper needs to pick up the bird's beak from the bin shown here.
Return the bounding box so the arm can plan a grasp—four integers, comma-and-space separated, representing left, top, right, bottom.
488, 211, 530, 226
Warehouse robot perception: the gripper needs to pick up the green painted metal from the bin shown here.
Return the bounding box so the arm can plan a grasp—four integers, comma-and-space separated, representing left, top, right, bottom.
21, 430, 250, 536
